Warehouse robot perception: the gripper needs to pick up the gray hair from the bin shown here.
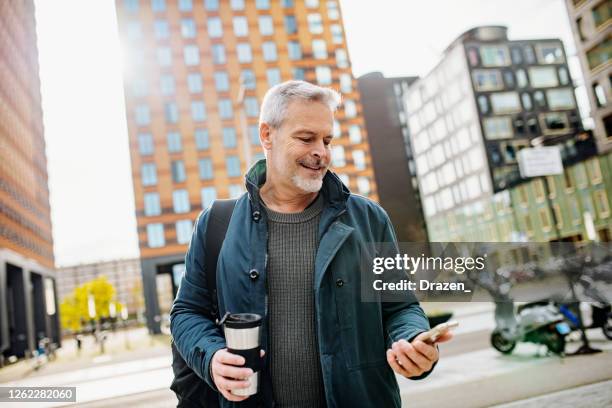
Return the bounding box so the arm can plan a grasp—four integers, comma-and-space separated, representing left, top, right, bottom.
259, 80, 342, 128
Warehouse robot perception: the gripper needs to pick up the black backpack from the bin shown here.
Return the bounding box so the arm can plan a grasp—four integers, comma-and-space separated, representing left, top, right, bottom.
170, 199, 237, 407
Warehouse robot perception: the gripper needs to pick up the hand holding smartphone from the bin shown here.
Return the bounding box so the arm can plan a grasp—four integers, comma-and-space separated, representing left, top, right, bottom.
418, 321, 459, 344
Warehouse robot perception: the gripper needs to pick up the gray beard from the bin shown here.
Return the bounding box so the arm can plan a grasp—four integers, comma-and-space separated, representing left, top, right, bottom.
291, 173, 324, 193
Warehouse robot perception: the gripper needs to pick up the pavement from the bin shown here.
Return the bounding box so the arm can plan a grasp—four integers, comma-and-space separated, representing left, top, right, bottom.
0, 302, 611, 407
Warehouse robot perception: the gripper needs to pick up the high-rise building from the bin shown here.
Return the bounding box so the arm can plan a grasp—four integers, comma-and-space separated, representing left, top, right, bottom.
115, 0, 376, 333
565, 0, 611, 153
358, 72, 428, 242
0, 0, 60, 362
404, 26, 604, 242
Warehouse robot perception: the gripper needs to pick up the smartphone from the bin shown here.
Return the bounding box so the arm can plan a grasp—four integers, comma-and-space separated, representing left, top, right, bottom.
420, 321, 459, 344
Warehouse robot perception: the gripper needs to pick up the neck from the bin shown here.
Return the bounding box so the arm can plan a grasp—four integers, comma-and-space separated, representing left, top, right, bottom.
259, 171, 319, 213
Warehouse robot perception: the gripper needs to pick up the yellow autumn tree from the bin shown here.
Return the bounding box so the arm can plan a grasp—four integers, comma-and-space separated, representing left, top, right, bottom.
59, 276, 117, 332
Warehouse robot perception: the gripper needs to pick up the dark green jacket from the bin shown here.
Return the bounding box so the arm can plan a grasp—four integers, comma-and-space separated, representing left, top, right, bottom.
170, 160, 432, 407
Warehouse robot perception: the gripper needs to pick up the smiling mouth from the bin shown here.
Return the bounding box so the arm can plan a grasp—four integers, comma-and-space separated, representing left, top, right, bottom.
300, 163, 322, 171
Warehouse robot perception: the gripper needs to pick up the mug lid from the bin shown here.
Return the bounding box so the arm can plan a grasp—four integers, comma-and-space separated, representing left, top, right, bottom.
223, 313, 262, 329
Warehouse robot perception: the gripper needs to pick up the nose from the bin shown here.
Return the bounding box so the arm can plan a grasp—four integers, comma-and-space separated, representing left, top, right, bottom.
312, 139, 327, 160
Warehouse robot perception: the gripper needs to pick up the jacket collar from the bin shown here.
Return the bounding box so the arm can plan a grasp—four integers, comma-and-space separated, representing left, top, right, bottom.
244, 159, 350, 213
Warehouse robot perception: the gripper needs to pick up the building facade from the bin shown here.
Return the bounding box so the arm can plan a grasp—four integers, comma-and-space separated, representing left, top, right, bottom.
57, 258, 144, 319
565, 0, 611, 153
0, 0, 60, 362
115, 0, 377, 333
358, 72, 428, 242
404, 26, 601, 242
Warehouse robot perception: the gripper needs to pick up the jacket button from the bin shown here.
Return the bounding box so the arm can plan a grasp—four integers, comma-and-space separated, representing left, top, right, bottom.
336, 278, 344, 288
252, 211, 261, 222
249, 269, 259, 280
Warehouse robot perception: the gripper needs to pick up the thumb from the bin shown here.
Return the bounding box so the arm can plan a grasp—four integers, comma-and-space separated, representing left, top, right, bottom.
260, 349, 266, 357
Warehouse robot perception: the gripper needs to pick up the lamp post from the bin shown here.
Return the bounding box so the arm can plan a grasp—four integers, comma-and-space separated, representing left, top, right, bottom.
121, 305, 130, 350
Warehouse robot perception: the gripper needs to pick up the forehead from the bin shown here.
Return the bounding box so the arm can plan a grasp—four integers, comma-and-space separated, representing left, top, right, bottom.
282, 100, 334, 132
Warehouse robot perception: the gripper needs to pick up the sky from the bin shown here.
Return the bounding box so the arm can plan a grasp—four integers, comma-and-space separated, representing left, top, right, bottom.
32, 0, 586, 267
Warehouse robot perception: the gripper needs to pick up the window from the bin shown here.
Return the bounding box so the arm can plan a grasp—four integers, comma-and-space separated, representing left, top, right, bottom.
219, 99, 233, 119
340, 73, 352, 93
479, 45, 510, 66
157, 47, 172, 66
233, 17, 248, 37
344, 100, 357, 118
259, 16, 274, 35
333, 120, 341, 137
312, 39, 327, 59
223, 128, 237, 148
352, 150, 366, 170
266, 68, 281, 86
528, 66, 558, 87
285, 16, 297, 34
160, 74, 175, 95
212, 44, 226, 64
195, 129, 209, 150
189, 101, 205, 122
176, 220, 193, 244
510, 47, 523, 64
154, 20, 169, 39
184, 45, 200, 65
138, 133, 154, 155
593, 1, 611, 28
593, 83, 607, 107
477, 95, 489, 114
228, 184, 243, 198
226, 156, 241, 177
152, 0, 166, 12
244, 97, 259, 117
181, 18, 196, 38
208, 17, 223, 38
124, 0, 139, 12
256, 0, 270, 9
338, 174, 349, 187
237, 43, 252, 63
147, 224, 165, 248
336, 49, 348, 68
249, 125, 260, 145
516, 69, 528, 87
327, 1, 339, 19
282, 0, 294, 7
205, 0, 219, 11
316, 66, 332, 85
135, 104, 150, 125
483, 117, 513, 140
533, 91, 546, 108
187, 73, 202, 93
173, 190, 190, 213
307, 13, 323, 34
558, 67, 570, 86
144, 192, 161, 216
536, 43, 565, 64
172, 160, 186, 183
521, 93, 533, 110
472, 70, 503, 91
547, 88, 575, 110
306, 0, 319, 7
331, 145, 345, 167
214, 71, 229, 91
292, 68, 305, 80
539, 112, 569, 134
201, 187, 217, 209
348, 125, 361, 143
357, 177, 371, 195
163, 102, 178, 123
199, 158, 213, 180
262, 42, 278, 61
524, 45, 536, 64
142, 163, 157, 186
288, 41, 302, 60
490, 92, 521, 113
241, 69, 256, 89
331, 24, 343, 44
503, 71, 515, 88
467, 48, 479, 66
231, 0, 245, 10
167, 132, 182, 153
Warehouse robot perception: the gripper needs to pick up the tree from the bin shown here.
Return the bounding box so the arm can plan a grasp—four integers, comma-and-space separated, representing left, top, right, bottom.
59, 276, 117, 332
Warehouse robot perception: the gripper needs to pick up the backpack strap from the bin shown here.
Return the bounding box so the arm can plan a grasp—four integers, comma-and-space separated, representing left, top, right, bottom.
204, 199, 237, 320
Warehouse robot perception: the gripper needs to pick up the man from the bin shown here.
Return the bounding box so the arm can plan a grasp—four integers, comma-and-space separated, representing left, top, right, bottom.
170, 80, 451, 407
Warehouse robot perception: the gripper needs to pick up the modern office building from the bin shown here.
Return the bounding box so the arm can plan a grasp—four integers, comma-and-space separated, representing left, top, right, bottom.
358, 72, 428, 242
565, 0, 611, 153
115, 0, 377, 333
57, 258, 144, 319
0, 0, 60, 362
404, 26, 602, 242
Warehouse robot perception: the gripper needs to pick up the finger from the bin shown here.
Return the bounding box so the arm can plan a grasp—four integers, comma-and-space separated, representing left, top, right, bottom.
216, 363, 253, 380
436, 331, 454, 343
260, 349, 266, 357
218, 350, 246, 366
386, 349, 412, 377
219, 388, 249, 402
412, 340, 438, 361
216, 376, 251, 392
391, 343, 422, 376
396, 340, 430, 372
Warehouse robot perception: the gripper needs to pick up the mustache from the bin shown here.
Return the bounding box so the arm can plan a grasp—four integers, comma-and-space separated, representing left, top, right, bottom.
297, 157, 329, 169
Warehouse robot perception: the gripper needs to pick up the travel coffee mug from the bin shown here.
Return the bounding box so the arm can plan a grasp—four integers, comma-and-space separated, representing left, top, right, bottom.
222, 313, 263, 396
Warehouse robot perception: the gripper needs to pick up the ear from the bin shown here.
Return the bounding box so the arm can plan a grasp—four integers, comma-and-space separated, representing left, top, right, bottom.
260, 122, 273, 151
